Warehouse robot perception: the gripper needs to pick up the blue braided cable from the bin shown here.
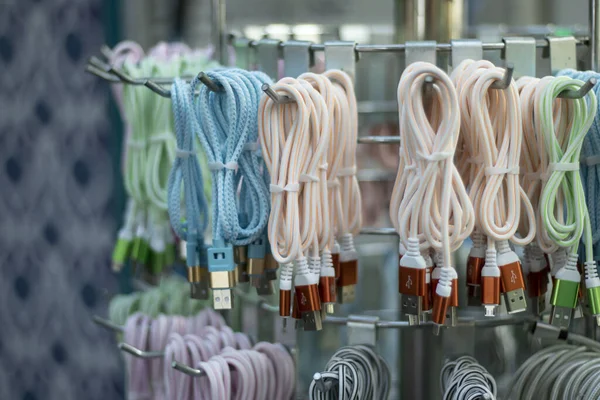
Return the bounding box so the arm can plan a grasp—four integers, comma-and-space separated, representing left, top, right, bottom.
193, 69, 272, 246
167, 78, 209, 264
558, 69, 600, 261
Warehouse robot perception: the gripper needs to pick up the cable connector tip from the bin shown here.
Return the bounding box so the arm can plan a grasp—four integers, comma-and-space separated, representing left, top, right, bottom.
484, 305, 496, 317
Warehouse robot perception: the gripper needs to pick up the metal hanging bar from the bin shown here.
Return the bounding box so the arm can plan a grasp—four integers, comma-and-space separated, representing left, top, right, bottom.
450, 39, 483, 70
502, 37, 537, 79
357, 136, 400, 144
119, 342, 165, 359
592, 0, 600, 70
558, 77, 598, 99
237, 36, 588, 53
93, 315, 124, 332
546, 36, 577, 74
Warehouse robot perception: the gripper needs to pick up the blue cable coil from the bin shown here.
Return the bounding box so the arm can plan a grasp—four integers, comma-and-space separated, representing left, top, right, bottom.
167, 78, 210, 267
191, 69, 273, 271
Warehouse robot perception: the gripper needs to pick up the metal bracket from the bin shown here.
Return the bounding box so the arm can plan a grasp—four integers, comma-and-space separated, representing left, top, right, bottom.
406, 41, 437, 65
347, 314, 379, 346
502, 37, 536, 79
256, 39, 282, 81
283, 40, 313, 78
324, 41, 357, 80
545, 36, 577, 74
450, 39, 482, 70
234, 37, 253, 70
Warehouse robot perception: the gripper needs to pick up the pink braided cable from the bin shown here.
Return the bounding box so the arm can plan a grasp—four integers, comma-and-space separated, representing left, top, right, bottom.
124, 313, 152, 400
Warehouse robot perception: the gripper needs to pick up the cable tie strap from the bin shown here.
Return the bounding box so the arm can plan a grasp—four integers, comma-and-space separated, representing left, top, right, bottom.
548, 162, 579, 173
337, 166, 357, 177
319, 163, 328, 170
149, 132, 173, 143
243, 142, 259, 152
485, 166, 520, 176
581, 155, 600, 166
417, 151, 454, 162
299, 174, 319, 182
270, 183, 300, 193
327, 179, 340, 188
208, 161, 238, 171
405, 163, 417, 171
176, 148, 195, 158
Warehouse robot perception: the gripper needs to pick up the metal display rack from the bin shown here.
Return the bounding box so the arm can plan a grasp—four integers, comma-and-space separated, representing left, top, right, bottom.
89, 2, 600, 397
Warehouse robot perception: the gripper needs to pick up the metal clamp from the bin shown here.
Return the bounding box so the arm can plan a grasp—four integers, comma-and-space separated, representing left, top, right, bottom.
234, 37, 253, 70
283, 40, 313, 78
347, 314, 379, 346
545, 36, 577, 74
450, 39, 482, 70
256, 39, 282, 81
324, 41, 357, 80
406, 41, 437, 65
502, 37, 536, 79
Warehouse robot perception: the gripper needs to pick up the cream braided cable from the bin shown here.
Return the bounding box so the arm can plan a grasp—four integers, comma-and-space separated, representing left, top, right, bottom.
294, 74, 332, 275
324, 82, 348, 249
395, 62, 474, 328
451, 60, 490, 194
297, 73, 336, 288
323, 70, 362, 238
258, 81, 310, 267
458, 62, 536, 247
298, 73, 335, 254
396, 62, 474, 257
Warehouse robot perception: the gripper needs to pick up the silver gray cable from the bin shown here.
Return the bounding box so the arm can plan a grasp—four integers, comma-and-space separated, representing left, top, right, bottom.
308, 345, 391, 400
508, 344, 600, 400
440, 356, 497, 400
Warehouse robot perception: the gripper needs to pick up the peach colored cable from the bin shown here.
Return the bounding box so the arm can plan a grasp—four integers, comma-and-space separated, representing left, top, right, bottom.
296, 73, 332, 259
258, 81, 310, 266
394, 61, 474, 260
324, 70, 362, 239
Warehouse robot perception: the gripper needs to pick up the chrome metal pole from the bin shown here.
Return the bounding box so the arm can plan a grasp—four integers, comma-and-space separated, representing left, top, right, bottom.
211, 0, 227, 65
591, 0, 600, 70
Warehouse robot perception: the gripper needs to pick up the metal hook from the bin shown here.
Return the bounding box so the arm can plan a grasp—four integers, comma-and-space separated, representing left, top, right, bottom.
198, 72, 222, 92
144, 80, 172, 98
88, 56, 110, 71
261, 83, 294, 104
100, 44, 113, 61
172, 360, 206, 376
118, 342, 164, 359
93, 315, 124, 332
489, 63, 514, 90
557, 77, 597, 99
86, 65, 121, 83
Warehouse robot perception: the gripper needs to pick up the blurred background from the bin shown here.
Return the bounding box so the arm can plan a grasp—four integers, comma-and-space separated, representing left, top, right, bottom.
0, 0, 593, 398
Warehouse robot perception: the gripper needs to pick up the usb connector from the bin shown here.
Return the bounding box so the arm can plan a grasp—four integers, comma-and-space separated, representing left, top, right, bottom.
212, 288, 233, 310
402, 295, 423, 326
505, 288, 527, 314
549, 305, 574, 330
301, 310, 323, 331
549, 254, 581, 329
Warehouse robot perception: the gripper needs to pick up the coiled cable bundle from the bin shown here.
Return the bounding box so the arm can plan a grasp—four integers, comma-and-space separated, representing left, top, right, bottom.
308, 345, 391, 400
509, 343, 600, 400
558, 69, 600, 260
440, 356, 497, 400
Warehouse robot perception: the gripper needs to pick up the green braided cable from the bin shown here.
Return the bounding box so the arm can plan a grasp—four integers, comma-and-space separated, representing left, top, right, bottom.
539, 76, 597, 257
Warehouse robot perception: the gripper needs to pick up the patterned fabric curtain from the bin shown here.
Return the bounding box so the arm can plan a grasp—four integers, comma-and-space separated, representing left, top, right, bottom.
0, 1, 123, 398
